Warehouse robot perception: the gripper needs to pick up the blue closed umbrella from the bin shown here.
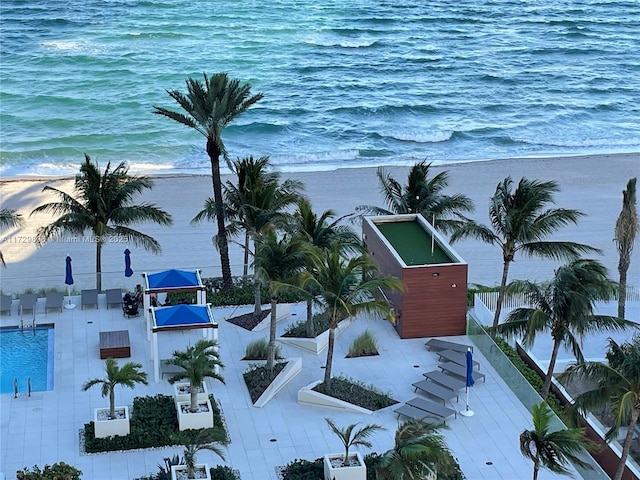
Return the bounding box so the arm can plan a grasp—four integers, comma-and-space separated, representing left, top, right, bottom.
124, 249, 134, 277
461, 348, 475, 416
64, 256, 76, 309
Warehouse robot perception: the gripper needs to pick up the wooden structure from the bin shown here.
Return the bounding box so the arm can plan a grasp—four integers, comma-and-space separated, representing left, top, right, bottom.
363, 214, 468, 338
99, 330, 131, 359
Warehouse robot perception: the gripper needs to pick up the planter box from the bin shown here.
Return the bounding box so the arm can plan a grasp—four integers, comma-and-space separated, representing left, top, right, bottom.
253, 357, 302, 408
176, 399, 214, 431
170, 464, 211, 480
279, 318, 352, 354
297, 380, 374, 414
93, 407, 130, 438
252, 303, 293, 331
173, 382, 209, 403
324, 452, 366, 480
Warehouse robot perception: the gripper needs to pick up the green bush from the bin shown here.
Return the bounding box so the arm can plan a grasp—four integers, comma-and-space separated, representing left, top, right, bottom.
243, 338, 282, 360
210, 465, 240, 480
313, 376, 398, 411
84, 394, 228, 453
347, 329, 379, 357
243, 362, 287, 403
466, 283, 499, 307
16, 462, 82, 480
282, 311, 330, 338
280, 458, 323, 479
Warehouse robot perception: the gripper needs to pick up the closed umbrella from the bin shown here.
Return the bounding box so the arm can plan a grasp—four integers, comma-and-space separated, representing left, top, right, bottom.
124, 249, 134, 277
460, 348, 475, 417
64, 255, 76, 309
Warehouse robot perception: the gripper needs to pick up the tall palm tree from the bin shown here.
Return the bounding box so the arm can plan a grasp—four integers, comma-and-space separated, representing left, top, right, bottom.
450, 176, 599, 331
166, 339, 225, 413
0, 208, 24, 267
154, 73, 263, 291
520, 402, 595, 480
253, 231, 306, 373
82, 358, 148, 420
325, 418, 384, 467
300, 244, 402, 388
560, 336, 640, 480
614, 177, 638, 319
356, 161, 474, 234
494, 259, 634, 398
290, 198, 361, 337
31, 155, 173, 291
376, 419, 457, 480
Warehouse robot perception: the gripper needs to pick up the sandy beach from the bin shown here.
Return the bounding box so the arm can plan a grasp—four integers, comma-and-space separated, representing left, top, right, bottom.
1, 153, 638, 296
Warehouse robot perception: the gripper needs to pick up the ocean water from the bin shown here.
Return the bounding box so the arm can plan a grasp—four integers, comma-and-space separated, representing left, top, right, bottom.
1, 0, 639, 177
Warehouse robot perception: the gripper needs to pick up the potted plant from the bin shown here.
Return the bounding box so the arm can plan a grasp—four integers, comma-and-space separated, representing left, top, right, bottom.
165, 339, 224, 431
82, 358, 148, 438
323, 418, 383, 480
170, 429, 226, 480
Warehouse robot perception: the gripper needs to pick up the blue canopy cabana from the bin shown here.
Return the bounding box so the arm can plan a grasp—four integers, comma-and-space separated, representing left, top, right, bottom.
149, 304, 218, 383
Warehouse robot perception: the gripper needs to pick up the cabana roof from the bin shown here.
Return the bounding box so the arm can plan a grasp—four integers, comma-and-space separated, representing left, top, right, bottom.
143, 269, 205, 292
150, 304, 217, 332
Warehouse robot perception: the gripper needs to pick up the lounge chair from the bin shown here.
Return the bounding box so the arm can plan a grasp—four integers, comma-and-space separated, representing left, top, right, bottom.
19, 293, 37, 315
106, 288, 123, 309
394, 404, 441, 424
425, 338, 473, 353
1, 294, 12, 315
81, 289, 98, 310
45, 291, 64, 313
436, 349, 481, 370
437, 362, 486, 382
412, 379, 459, 404
422, 370, 465, 391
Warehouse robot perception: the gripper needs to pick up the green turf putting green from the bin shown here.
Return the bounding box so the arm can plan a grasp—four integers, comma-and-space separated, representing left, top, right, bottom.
376, 220, 453, 266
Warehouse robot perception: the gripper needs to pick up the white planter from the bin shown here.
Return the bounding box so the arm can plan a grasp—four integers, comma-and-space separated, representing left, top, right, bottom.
253, 357, 302, 408
176, 399, 214, 431
170, 464, 211, 480
279, 318, 352, 354
297, 380, 374, 414
173, 382, 209, 403
324, 452, 366, 480
93, 407, 130, 438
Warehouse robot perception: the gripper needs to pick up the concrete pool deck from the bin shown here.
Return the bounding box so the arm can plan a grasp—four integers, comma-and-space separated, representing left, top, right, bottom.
0, 294, 615, 480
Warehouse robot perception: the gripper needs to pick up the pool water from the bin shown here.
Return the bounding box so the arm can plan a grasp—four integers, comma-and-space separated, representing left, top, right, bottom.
0, 325, 54, 394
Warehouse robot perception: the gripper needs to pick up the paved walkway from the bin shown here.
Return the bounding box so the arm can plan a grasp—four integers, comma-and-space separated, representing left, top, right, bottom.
1, 295, 580, 480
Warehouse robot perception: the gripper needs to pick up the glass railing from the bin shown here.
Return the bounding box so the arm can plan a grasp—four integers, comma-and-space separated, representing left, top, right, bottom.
466, 314, 609, 480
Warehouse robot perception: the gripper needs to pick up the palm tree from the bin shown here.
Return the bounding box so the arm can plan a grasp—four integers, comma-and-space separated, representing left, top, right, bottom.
0, 208, 24, 267
325, 418, 384, 467
376, 419, 457, 480
450, 176, 599, 331
301, 244, 402, 388
560, 336, 640, 480
356, 161, 474, 234
154, 73, 264, 291
253, 231, 306, 373
82, 358, 148, 419
520, 402, 595, 480
171, 428, 226, 479
31, 155, 173, 291
166, 339, 225, 413
614, 177, 638, 319
290, 198, 361, 337
494, 259, 634, 398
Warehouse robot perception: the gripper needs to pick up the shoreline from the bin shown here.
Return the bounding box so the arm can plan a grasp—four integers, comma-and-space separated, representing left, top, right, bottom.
1, 152, 638, 295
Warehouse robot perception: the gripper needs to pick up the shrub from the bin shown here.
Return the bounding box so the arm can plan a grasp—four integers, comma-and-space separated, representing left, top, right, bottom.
210, 465, 240, 480
243, 362, 287, 403
313, 376, 398, 411
280, 458, 323, 479
282, 311, 330, 338
347, 329, 379, 357
16, 462, 82, 480
466, 283, 499, 307
243, 338, 282, 360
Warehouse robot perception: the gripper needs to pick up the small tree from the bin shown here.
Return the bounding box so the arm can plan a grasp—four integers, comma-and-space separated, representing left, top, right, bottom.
325, 418, 384, 466
82, 358, 148, 419
166, 339, 225, 413
520, 402, 595, 480
614, 177, 638, 319
171, 429, 226, 479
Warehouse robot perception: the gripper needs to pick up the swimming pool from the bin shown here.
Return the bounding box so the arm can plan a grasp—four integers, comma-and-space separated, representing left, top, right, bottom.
0, 324, 54, 395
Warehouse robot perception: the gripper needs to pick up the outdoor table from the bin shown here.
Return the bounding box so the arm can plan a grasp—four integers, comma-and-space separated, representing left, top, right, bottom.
99, 330, 131, 359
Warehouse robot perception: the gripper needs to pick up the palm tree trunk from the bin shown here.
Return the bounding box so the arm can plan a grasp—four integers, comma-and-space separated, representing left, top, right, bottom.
190, 385, 198, 413
207, 139, 233, 291
613, 408, 638, 480
306, 298, 314, 337
253, 276, 262, 316
532, 457, 540, 480
617, 262, 628, 319
266, 296, 277, 374
96, 241, 103, 292
492, 259, 512, 335
542, 338, 562, 398
243, 232, 250, 281
323, 326, 336, 388
109, 387, 115, 419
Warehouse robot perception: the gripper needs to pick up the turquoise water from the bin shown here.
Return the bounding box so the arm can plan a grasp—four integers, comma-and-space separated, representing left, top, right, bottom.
0, 326, 54, 394
0, 0, 638, 177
